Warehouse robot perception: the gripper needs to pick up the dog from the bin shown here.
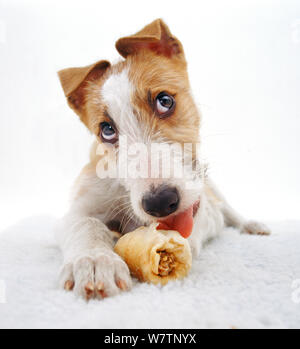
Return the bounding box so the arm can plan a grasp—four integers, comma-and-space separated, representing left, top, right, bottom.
56, 19, 270, 300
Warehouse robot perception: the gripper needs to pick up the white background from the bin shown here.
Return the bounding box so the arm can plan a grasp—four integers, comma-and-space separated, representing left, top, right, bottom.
0, 0, 299, 230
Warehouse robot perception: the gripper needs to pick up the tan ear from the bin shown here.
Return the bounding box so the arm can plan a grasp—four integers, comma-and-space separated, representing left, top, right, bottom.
58, 60, 110, 115
115, 19, 185, 62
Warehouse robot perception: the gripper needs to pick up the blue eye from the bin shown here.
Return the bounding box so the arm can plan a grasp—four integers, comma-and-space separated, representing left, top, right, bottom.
100, 122, 117, 143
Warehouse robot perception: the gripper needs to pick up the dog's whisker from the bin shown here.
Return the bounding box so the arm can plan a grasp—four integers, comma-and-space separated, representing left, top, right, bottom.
107, 201, 133, 219
121, 210, 137, 234
119, 208, 132, 231
105, 202, 132, 221
103, 193, 130, 206
102, 195, 130, 218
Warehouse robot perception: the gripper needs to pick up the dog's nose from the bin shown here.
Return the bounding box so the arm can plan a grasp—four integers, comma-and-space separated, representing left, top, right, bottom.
142, 186, 180, 217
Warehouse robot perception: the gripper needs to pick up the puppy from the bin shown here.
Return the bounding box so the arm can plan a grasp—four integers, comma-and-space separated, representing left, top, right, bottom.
56, 19, 270, 300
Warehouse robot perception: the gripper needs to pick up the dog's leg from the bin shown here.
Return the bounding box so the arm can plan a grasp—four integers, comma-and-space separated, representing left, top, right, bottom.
56, 168, 132, 300
56, 214, 132, 300
206, 178, 271, 235
188, 191, 225, 257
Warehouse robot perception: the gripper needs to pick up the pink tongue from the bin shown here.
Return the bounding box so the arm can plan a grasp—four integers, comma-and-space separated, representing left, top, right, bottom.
157, 206, 194, 238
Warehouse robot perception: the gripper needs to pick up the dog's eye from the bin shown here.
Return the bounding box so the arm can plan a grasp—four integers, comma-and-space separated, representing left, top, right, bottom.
155, 92, 175, 117
100, 122, 117, 143
155, 92, 175, 118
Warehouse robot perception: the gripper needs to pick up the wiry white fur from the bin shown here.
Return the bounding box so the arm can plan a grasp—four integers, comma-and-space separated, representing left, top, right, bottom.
56, 69, 270, 300
101, 68, 144, 145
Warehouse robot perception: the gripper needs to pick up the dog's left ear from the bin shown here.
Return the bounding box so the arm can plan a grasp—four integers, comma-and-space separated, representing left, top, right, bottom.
116, 19, 185, 63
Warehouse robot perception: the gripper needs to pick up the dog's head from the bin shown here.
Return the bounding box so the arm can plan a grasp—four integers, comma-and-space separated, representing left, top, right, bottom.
58, 19, 204, 237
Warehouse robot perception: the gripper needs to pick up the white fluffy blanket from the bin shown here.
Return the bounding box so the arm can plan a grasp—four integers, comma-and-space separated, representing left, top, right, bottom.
0, 217, 299, 329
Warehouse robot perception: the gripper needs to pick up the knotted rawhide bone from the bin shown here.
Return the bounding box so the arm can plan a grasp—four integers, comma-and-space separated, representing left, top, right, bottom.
114, 223, 192, 285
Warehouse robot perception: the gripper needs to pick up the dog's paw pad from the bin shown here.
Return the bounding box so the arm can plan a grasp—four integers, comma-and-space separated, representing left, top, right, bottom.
242, 221, 271, 235
96, 281, 107, 298
116, 279, 128, 291
84, 281, 95, 300
64, 280, 74, 291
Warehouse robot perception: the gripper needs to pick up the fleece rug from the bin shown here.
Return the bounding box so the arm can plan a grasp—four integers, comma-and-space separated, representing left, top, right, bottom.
0, 216, 299, 329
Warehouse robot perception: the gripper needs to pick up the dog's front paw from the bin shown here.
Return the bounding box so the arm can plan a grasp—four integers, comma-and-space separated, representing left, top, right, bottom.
59, 251, 132, 300
241, 220, 271, 236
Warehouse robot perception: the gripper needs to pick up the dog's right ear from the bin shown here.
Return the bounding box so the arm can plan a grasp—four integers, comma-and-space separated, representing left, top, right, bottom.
58, 60, 110, 119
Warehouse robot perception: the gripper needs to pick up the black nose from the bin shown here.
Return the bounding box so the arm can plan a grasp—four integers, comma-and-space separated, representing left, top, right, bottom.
142, 186, 180, 217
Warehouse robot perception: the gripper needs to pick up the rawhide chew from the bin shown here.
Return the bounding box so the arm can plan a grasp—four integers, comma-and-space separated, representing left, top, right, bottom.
114, 223, 192, 285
